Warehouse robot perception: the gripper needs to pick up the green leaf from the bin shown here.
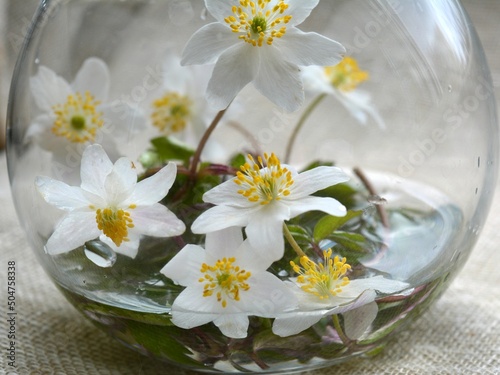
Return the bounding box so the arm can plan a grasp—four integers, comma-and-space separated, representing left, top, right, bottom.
150, 136, 195, 163
330, 231, 366, 253
313, 210, 362, 242
230, 153, 247, 169
315, 183, 358, 208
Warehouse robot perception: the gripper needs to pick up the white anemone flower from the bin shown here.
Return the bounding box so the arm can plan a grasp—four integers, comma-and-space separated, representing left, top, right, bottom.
302, 56, 385, 128
191, 153, 349, 261
28, 57, 146, 179
160, 227, 298, 339
272, 250, 409, 337
35, 144, 185, 258
181, 0, 345, 112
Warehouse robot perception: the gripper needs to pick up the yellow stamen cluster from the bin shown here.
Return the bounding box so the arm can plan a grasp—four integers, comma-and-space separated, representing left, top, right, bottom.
94, 205, 136, 246
235, 153, 294, 205
291, 249, 351, 300
325, 57, 369, 92
151, 92, 192, 135
52, 92, 104, 143
199, 257, 251, 308
224, 0, 292, 47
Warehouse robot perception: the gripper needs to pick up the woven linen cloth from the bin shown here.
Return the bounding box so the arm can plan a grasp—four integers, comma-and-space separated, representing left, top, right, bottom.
1, 1, 500, 374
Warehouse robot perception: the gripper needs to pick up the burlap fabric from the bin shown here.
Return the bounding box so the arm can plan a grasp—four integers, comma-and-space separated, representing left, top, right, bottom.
1, 1, 499, 374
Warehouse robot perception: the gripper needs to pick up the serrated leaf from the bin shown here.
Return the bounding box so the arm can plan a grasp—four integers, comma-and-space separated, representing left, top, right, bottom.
313, 210, 362, 242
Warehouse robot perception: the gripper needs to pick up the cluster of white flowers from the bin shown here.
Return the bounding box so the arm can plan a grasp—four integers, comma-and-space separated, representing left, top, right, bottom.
31, 0, 407, 340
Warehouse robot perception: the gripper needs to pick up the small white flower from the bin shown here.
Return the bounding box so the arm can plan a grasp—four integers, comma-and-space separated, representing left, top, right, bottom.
181, 0, 345, 112
272, 250, 409, 337
302, 56, 385, 128
160, 227, 298, 339
191, 153, 349, 261
35, 144, 185, 258
28, 58, 146, 177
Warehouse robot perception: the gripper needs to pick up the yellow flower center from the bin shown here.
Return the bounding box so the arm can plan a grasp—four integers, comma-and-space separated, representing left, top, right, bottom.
51, 92, 104, 143
151, 92, 192, 135
199, 257, 251, 308
235, 153, 294, 205
94, 205, 136, 247
224, 0, 292, 47
291, 249, 351, 300
325, 57, 369, 92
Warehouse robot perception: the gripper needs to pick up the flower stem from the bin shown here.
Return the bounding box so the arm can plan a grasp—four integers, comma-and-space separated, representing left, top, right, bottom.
189, 108, 228, 177
283, 224, 307, 258
332, 314, 351, 346
284, 93, 327, 163
353, 167, 390, 229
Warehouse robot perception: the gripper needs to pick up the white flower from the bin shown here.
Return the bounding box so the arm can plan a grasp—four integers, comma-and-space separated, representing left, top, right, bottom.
181, 0, 345, 112
28, 58, 146, 178
35, 144, 185, 258
160, 227, 298, 339
272, 250, 409, 337
302, 56, 385, 128
191, 153, 349, 261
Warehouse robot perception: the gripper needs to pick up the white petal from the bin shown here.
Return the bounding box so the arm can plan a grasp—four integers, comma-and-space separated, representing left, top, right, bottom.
287, 196, 346, 219
100, 104, 148, 142
72, 58, 110, 101
100, 235, 140, 259
104, 157, 137, 204
238, 272, 298, 317
276, 28, 345, 67
30, 66, 72, 111
80, 144, 113, 197
191, 205, 252, 234
214, 314, 250, 339
160, 244, 205, 286
127, 163, 176, 206
343, 301, 378, 340
202, 177, 254, 207
254, 47, 303, 112
245, 205, 288, 260
336, 90, 386, 129
206, 43, 258, 110
46, 212, 100, 254
172, 283, 225, 314
205, 0, 239, 25
171, 310, 217, 330
181, 22, 236, 65
36, 176, 90, 210
130, 204, 186, 237
291, 166, 349, 198
285, 0, 320, 26
302, 65, 335, 95
204, 227, 244, 259
341, 276, 409, 299
272, 311, 324, 337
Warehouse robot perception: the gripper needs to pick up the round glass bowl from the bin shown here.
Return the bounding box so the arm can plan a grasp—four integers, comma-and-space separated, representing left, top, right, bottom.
7, 0, 498, 373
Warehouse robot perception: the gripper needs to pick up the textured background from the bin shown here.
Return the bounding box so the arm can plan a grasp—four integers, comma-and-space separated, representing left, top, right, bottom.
1, 1, 500, 374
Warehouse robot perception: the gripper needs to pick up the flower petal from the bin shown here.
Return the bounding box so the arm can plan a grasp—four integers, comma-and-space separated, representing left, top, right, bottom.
126, 163, 176, 206
181, 22, 236, 65
272, 310, 324, 337
276, 28, 345, 67
213, 314, 250, 339
104, 157, 137, 204
287, 196, 346, 219
206, 43, 258, 110
340, 276, 409, 299
30, 65, 72, 111
291, 166, 349, 198
205, 0, 239, 25
100, 234, 140, 259
80, 144, 114, 197
72, 58, 110, 101
245, 204, 288, 260
100, 103, 148, 142
285, 0, 320, 27
343, 301, 378, 340
335, 90, 386, 129
253, 46, 303, 112
130, 204, 186, 237
191, 205, 252, 234
160, 244, 205, 286
171, 309, 218, 330
204, 227, 244, 260
202, 177, 254, 207
46, 211, 100, 254
36, 176, 90, 210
